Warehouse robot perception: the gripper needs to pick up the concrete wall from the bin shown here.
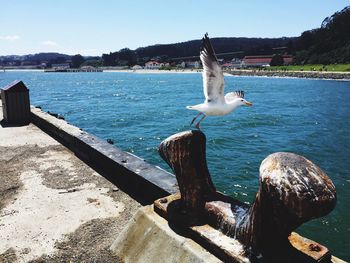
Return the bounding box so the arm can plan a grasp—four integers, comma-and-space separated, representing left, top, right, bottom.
30, 106, 178, 204
111, 206, 222, 263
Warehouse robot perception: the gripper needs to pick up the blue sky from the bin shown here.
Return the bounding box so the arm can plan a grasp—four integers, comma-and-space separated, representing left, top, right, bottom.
0, 0, 349, 56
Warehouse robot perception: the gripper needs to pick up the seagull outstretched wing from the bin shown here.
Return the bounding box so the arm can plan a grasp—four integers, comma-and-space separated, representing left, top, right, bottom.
200, 33, 225, 103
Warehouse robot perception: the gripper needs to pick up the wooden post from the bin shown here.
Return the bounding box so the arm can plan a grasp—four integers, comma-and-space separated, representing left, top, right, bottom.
159, 130, 216, 213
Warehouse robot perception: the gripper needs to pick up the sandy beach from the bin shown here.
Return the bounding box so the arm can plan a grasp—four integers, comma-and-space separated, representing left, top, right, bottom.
103, 69, 201, 74
103, 68, 350, 80
3, 68, 350, 80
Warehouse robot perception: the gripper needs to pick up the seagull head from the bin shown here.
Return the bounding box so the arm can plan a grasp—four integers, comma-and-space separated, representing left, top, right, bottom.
238, 98, 253, 107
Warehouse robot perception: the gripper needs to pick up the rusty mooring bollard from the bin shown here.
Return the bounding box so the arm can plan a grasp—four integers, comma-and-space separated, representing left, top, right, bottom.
159, 130, 216, 214
235, 152, 337, 257
157, 130, 337, 261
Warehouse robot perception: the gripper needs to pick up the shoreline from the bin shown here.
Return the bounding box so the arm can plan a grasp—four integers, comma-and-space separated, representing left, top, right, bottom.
3, 68, 350, 80
224, 69, 350, 80
105, 68, 350, 80
104, 69, 201, 74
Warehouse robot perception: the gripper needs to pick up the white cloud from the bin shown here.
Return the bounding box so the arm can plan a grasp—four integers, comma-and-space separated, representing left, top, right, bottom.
0, 35, 20, 41
41, 40, 58, 46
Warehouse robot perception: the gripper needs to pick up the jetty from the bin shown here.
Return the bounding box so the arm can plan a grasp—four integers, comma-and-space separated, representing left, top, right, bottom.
0, 80, 347, 262
44, 68, 103, 73
44, 64, 103, 73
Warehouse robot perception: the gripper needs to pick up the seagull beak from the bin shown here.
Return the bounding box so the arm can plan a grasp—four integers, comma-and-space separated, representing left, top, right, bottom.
245, 101, 253, 107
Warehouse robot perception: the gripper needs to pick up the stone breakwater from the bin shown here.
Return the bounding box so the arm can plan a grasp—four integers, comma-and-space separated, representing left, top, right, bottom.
225, 70, 350, 80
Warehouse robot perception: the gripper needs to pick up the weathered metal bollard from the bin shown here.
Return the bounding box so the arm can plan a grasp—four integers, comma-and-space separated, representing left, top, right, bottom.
155, 130, 337, 262
235, 152, 337, 258
159, 130, 216, 214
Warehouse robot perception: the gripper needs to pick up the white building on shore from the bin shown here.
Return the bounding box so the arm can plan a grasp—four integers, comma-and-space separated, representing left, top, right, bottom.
51, 63, 70, 70
145, 61, 164, 69
185, 61, 200, 69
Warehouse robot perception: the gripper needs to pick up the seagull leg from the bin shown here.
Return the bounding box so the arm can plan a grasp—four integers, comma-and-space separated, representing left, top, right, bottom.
195, 114, 206, 129
190, 112, 203, 127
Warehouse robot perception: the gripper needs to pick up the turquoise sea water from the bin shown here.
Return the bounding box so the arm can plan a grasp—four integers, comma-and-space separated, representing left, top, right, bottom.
1, 71, 349, 260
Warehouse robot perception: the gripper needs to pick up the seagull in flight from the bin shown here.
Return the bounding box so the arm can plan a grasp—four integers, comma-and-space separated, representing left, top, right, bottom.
187, 33, 253, 129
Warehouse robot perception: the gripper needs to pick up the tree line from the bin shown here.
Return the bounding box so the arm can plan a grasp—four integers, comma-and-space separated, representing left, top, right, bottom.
293, 6, 350, 64
102, 5, 350, 67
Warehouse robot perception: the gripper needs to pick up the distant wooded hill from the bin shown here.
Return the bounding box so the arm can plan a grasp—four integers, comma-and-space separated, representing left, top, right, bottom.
101, 37, 295, 66
294, 6, 350, 64
102, 5, 350, 66
1, 5, 349, 67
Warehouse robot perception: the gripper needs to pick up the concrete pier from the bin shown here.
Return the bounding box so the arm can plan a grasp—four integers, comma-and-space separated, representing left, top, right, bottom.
0, 101, 140, 262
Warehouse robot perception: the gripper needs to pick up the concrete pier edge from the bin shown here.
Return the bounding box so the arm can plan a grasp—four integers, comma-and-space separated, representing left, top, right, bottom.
30, 106, 178, 205
110, 205, 222, 263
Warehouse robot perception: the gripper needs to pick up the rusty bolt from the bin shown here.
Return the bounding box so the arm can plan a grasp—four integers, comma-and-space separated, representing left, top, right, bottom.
309, 243, 321, 252
160, 198, 168, 204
